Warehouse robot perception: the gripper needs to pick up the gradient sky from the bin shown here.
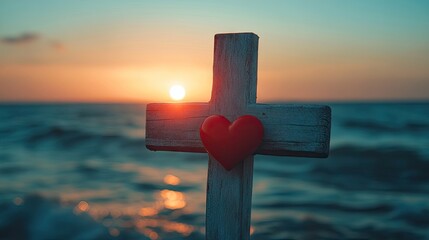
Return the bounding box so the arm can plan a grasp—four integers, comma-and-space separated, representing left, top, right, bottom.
1, 0, 428, 102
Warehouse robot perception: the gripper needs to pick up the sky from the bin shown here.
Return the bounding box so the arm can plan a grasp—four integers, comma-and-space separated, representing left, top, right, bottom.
0, 0, 428, 103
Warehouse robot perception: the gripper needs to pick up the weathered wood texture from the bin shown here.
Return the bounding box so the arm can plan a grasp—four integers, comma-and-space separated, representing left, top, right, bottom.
145, 32, 332, 240
205, 33, 258, 240
146, 103, 330, 157
146, 103, 209, 152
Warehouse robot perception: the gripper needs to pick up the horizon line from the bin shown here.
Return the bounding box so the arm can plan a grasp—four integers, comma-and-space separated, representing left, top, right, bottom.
1, 98, 428, 105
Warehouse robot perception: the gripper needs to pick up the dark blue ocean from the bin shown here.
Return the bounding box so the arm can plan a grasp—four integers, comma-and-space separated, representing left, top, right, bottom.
0, 102, 428, 240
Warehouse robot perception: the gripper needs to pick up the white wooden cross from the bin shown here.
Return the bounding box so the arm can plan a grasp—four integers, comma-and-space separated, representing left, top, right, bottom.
146, 33, 331, 240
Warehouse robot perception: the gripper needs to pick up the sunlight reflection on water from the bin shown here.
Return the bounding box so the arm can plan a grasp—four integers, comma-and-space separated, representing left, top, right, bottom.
160, 189, 186, 210
67, 173, 196, 239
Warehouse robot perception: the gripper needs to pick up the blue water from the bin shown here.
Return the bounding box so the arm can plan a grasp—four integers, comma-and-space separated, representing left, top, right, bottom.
0, 102, 429, 240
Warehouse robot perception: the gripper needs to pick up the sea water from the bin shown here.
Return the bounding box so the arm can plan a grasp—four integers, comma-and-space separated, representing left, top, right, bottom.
0, 102, 428, 240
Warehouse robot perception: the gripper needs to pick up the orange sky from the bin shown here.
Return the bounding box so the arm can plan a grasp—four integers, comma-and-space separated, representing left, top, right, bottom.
1, 1, 429, 103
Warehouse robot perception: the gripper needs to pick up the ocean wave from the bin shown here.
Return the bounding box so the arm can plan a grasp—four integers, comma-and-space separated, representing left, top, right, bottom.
24, 125, 147, 154
254, 201, 393, 214
253, 216, 425, 240
255, 144, 429, 193
0, 165, 28, 175
352, 225, 424, 240
310, 144, 429, 193
0, 194, 149, 240
26, 126, 98, 147
0, 153, 12, 162
253, 217, 342, 240
342, 119, 429, 133
393, 208, 429, 229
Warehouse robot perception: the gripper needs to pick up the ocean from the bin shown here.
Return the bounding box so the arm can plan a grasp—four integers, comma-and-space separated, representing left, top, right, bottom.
0, 102, 428, 240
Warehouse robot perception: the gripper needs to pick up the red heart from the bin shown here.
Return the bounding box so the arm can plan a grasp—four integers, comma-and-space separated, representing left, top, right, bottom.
200, 115, 264, 171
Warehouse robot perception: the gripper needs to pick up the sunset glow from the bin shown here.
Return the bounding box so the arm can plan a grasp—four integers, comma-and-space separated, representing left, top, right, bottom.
0, 1, 428, 102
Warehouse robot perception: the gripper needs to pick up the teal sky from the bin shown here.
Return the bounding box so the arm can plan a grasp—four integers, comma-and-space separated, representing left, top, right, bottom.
1, 1, 428, 102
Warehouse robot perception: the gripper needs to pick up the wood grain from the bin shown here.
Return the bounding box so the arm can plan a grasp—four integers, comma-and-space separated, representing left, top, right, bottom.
247, 104, 331, 157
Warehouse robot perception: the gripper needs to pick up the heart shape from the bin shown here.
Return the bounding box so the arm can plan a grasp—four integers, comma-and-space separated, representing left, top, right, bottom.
200, 115, 264, 170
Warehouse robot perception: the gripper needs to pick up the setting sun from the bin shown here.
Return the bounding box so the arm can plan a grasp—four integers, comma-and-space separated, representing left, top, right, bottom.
169, 85, 186, 101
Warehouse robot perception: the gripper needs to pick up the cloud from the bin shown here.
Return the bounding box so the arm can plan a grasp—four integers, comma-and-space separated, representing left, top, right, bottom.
0, 33, 39, 45
1, 33, 66, 52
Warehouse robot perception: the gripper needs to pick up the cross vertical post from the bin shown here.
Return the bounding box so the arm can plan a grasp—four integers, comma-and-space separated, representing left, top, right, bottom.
206, 33, 258, 239
145, 32, 331, 240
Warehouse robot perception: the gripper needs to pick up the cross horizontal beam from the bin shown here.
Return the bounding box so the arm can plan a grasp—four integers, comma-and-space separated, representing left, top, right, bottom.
146, 102, 330, 157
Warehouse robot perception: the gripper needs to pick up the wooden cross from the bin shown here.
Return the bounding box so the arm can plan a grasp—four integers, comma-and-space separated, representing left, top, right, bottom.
146, 32, 331, 240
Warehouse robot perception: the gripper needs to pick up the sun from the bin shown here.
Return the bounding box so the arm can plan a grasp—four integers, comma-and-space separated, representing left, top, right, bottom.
169, 85, 186, 101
